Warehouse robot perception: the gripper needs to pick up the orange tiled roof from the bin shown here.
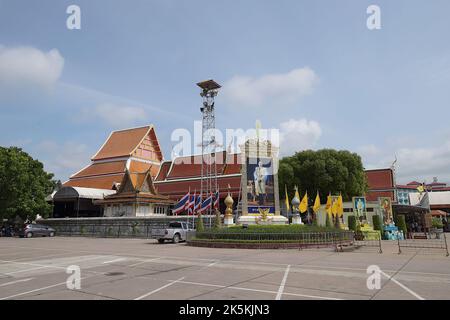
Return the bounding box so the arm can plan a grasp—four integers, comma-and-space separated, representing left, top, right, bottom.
64, 175, 124, 190
165, 151, 238, 180
92, 126, 153, 161
155, 162, 171, 181
71, 160, 126, 178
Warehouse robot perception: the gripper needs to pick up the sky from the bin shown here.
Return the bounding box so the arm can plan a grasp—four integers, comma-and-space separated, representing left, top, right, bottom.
1, 0, 450, 184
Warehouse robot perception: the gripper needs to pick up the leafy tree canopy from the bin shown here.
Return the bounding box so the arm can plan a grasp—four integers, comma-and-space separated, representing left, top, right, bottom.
0, 147, 55, 222
279, 149, 368, 203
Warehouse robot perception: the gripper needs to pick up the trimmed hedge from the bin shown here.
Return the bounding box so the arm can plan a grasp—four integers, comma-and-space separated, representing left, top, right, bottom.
372, 215, 382, 232
196, 214, 205, 232
395, 214, 407, 236
348, 216, 357, 231
325, 214, 333, 228
209, 224, 340, 234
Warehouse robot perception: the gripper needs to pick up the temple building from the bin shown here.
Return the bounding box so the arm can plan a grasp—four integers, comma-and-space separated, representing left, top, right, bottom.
94, 169, 173, 217
52, 125, 164, 217
65, 125, 163, 189
51, 124, 449, 226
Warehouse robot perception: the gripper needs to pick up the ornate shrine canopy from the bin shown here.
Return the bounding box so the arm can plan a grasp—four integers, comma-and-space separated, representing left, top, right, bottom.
95, 169, 173, 206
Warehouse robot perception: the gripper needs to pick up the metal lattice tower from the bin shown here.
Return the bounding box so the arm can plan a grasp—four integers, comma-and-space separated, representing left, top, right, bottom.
197, 80, 221, 217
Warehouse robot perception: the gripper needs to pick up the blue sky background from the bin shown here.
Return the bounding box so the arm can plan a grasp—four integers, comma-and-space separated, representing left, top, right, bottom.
1, 0, 450, 184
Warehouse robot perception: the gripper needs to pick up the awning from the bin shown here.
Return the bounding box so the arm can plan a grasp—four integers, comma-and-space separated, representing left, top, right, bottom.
431, 210, 448, 217
392, 204, 429, 215
53, 186, 116, 201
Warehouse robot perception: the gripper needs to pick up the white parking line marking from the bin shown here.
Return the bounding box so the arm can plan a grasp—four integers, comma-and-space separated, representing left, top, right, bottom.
276, 265, 291, 300
380, 270, 425, 300
0, 274, 97, 300
102, 258, 126, 264
6, 266, 51, 275
207, 261, 219, 267
0, 278, 34, 287
171, 279, 341, 300
128, 257, 162, 268
0, 255, 122, 276
134, 277, 185, 300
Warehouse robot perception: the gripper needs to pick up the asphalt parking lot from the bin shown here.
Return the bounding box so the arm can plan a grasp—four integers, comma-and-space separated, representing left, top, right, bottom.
1, 237, 449, 300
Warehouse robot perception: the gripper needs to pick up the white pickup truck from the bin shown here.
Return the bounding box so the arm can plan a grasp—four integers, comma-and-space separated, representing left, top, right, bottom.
151, 221, 194, 244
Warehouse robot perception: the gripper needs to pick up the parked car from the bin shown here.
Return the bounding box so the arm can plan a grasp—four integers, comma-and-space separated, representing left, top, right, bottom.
151, 221, 193, 244
0, 225, 16, 237
19, 224, 56, 238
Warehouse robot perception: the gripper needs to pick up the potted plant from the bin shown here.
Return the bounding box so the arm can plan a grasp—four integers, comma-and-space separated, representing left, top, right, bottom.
431, 217, 444, 238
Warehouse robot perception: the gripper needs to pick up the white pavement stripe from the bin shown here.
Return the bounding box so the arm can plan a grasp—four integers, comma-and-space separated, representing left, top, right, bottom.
380, 271, 425, 300
128, 258, 162, 267
276, 265, 291, 300
207, 261, 219, 267
0, 274, 97, 300
0, 255, 122, 275
134, 277, 185, 300
6, 266, 52, 276
172, 279, 341, 300
102, 258, 126, 264
0, 278, 34, 287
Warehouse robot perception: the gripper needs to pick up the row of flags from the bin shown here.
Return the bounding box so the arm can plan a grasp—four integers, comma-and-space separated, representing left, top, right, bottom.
285, 186, 344, 217
172, 189, 220, 215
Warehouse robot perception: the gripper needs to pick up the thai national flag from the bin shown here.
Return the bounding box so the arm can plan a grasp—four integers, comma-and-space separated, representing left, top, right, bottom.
172, 192, 190, 215
194, 194, 202, 213
187, 191, 196, 215
198, 193, 213, 214
213, 190, 220, 209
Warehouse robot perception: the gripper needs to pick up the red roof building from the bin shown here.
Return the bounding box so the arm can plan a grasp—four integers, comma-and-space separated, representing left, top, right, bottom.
64, 125, 163, 190
154, 152, 242, 201
365, 168, 396, 202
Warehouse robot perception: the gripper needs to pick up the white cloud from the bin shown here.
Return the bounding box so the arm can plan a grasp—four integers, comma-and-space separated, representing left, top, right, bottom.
222, 67, 319, 107
279, 118, 322, 156
363, 141, 450, 184
0, 45, 64, 90
358, 144, 380, 157
35, 140, 92, 181
82, 103, 147, 127
395, 142, 450, 181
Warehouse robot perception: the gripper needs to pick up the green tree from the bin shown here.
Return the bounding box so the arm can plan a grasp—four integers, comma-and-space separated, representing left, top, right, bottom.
279, 149, 368, 203
0, 147, 55, 221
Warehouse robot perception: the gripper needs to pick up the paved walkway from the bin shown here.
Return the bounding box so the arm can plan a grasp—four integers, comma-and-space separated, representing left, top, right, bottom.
0, 237, 449, 300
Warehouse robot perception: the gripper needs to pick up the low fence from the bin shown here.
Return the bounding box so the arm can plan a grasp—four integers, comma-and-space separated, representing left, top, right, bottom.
354, 237, 383, 254
352, 232, 449, 256
398, 233, 449, 256
188, 231, 355, 250
38, 216, 215, 238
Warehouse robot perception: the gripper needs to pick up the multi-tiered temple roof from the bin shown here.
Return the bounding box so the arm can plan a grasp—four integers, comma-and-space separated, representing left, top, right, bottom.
64, 125, 163, 190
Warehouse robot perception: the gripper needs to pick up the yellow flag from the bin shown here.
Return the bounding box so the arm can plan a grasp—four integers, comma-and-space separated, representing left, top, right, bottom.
332, 198, 338, 217
299, 191, 308, 213
284, 185, 290, 211
417, 184, 425, 194
325, 193, 332, 216
337, 194, 344, 217
313, 192, 321, 213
